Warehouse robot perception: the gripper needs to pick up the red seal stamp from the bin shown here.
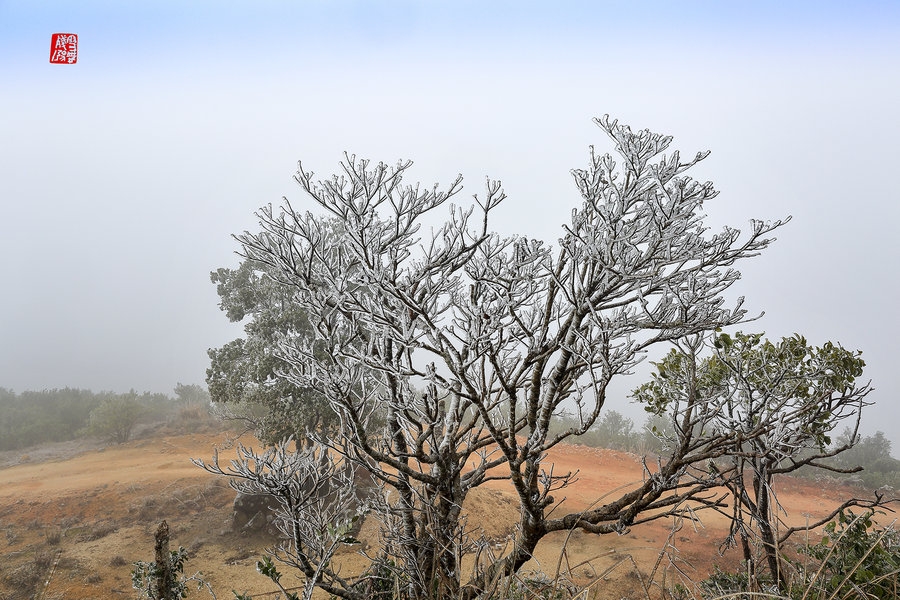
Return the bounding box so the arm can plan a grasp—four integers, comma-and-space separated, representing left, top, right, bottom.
50, 33, 78, 64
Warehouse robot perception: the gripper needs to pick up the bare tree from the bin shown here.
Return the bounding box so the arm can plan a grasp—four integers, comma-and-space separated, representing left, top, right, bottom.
223, 116, 789, 599
635, 332, 889, 591
193, 440, 366, 600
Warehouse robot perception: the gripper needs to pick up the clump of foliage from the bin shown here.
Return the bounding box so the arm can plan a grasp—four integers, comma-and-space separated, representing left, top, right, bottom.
86, 393, 144, 444
133, 521, 218, 600
635, 331, 880, 590
697, 510, 900, 600
133, 546, 190, 600
207, 258, 339, 447
801, 510, 900, 600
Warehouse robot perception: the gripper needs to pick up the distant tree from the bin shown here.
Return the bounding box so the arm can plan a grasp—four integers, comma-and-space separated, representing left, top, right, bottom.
173, 383, 210, 406
834, 429, 892, 467
548, 410, 634, 451
207, 259, 338, 446
832, 429, 900, 477
87, 392, 143, 444
635, 332, 885, 590
590, 410, 635, 451
639, 412, 676, 456
211, 116, 793, 599
0, 387, 101, 450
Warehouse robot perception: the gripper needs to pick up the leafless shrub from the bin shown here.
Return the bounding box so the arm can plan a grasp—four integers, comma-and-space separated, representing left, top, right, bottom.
44, 529, 61, 545
194, 439, 367, 599
110, 555, 128, 567
25, 519, 42, 531
59, 515, 81, 529
78, 521, 117, 541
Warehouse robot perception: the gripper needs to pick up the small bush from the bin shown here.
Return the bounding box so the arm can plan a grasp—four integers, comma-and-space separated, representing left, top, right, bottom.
32, 551, 54, 570
44, 529, 61, 545
5, 563, 42, 595
696, 510, 900, 600
59, 515, 81, 529
134, 496, 159, 521
800, 510, 900, 600
86, 396, 143, 444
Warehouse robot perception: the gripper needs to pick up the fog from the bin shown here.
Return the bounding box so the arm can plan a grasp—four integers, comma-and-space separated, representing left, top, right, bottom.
2, 2, 899, 442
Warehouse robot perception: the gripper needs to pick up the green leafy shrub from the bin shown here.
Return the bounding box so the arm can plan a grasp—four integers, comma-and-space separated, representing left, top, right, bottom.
801, 510, 900, 600
696, 510, 900, 600
132, 547, 189, 600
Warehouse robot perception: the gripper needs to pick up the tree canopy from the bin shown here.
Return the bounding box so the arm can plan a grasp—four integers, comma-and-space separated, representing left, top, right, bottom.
635, 331, 877, 588
207, 260, 337, 445
210, 116, 796, 599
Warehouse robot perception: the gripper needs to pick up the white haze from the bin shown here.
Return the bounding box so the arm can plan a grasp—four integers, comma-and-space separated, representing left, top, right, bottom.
1, 1, 898, 443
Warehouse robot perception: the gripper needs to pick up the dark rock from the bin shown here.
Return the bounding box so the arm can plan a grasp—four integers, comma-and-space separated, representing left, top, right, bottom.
232, 492, 280, 534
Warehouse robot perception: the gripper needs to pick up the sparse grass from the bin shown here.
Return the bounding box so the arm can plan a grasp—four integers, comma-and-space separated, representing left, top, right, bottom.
59, 515, 81, 529
6, 427, 893, 600
3, 551, 55, 600
77, 520, 118, 541
5, 563, 43, 599
134, 495, 160, 521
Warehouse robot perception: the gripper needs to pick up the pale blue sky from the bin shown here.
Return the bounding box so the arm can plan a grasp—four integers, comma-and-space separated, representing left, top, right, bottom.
1, 1, 899, 441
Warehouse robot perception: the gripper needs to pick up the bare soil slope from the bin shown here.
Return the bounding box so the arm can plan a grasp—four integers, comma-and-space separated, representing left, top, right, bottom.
0, 429, 866, 600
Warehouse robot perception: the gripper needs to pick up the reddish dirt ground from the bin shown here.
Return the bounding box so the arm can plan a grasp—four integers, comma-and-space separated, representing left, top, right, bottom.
0, 429, 877, 600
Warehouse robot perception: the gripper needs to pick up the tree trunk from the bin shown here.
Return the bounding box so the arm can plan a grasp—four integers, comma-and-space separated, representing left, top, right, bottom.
755, 474, 786, 591
153, 520, 175, 600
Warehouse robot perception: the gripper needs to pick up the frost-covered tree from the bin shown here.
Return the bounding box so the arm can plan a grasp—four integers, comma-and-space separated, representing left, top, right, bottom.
635, 332, 884, 590
219, 116, 789, 599
192, 440, 366, 600
207, 259, 338, 446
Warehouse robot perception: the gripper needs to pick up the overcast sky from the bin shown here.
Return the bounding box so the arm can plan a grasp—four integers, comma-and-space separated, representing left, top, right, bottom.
2, 2, 899, 441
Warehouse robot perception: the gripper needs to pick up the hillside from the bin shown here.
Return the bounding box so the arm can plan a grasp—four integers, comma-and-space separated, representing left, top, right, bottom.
0, 428, 871, 600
